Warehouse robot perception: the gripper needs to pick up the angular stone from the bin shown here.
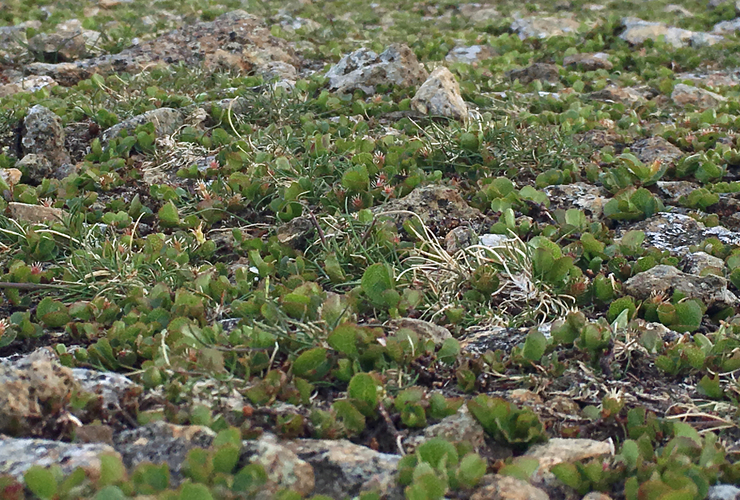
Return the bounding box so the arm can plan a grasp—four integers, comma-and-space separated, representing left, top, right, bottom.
0, 349, 79, 435
326, 43, 428, 95
406, 407, 487, 454
672, 83, 726, 109
373, 184, 483, 226
0, 438, 118, 481
588, 85, 654, 105
389, 318, 452, 345
624, 265, 737, 308
276, 215, 315, 249
563, 52, 613, 71
243, 433, 315, 497
471, 475, 549, 500
713, 18, 740, 33
511, 16, 582, 39
16, 154, 55, 182
623, 212, 740, 256
22, 105, 70, 170
544, 182, 609, 218
28, 23, 102, 62
507, 63, 559, 85
445, 225, 478, 253
101, 108, 184, 144
445, 45, 494, 64
8, 202, 67, 224
620, 17, 723, 47
524, 438, 614, 480
114, 421, 216, 486
0, 75, 57, 97
629, 136, 684, 165
284, 438, 401, 499
681, 251, 726, 276
411, 66, 468, 120
656, 181, 701, 204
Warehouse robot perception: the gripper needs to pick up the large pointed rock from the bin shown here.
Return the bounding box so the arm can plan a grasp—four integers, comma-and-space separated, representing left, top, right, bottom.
411, 66, 468, 120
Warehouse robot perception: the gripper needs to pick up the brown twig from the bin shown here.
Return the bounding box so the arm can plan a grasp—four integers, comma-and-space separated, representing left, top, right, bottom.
308, 210, 326, 246
360, 217, 377, 246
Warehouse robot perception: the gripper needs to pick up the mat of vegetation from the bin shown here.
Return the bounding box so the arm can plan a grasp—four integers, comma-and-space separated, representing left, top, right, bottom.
1, 0, 740, 499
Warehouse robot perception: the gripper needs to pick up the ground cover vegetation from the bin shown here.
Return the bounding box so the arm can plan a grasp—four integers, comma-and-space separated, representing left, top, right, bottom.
2, 0, 740, 498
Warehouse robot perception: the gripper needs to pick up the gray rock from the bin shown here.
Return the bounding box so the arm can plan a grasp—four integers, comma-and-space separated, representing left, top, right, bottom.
471, 475, 549, 500
389, 318, 452, 345
623, 212, 740, 256
411, 66, 468, 120
588, 85, 653, 105
629, 136, 684, 165
0, 75, 57, 97
8, 201, 67, 224
276, 215, 315, 249
624, 265, 737, 308
373, 184, 483, 226
16, 154, 55, 182
544, 182, 609, 218
114, 421, 216, 486
665, 4, 694, 16
101, 108, 184, 144
680, 251, 726, 276
456, 4, 500, 23
445, 225, 478, 253
620, 17, 724, 47
563, 52, 613, 71
72, 368, 140, 412
656, 181, 701, 204
285, 438, 401, 499
445, 45, 494, 64
525, 438, 614, 482
511, 16, 582, 39
713, 18, 740, 33
243, 433, 315, 497
0, 438, 118, 481
326, 43, 428, 95
507, 63, 559, 85
405, 407, 487, 454
671, 83, 726, 109
708, 484, 740, 500
0, 349, 78, 434
28, 21, 102, 62
22, 105, 71, 173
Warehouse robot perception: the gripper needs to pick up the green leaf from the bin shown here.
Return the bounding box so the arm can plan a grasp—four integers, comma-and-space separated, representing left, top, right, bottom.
522, 328, 547, 362
456, 453, 486, 488
213, 444, 240, 474
327, 323, 359, 358
179, 482, 214, 500
332, 399, 366, 435
158, 201, 180, 227
697, 374, 724, 400
99, 453, 126, 486
292, 348, 330, 381
95, 486, 126, 500
347, 372, 378, 417
437, 338, 460, 365
24, 466, 57, 499
361, 263, 395, 307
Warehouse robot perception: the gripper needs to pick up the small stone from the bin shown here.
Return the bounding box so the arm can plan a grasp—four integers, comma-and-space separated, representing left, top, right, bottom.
445, 226, 478, 253
326, 43, 428, 95
525, 438, 614, 481
624, 264, 737, 308
285, 438, 400, 499
373, 184, 483, 226
0, 438, 118, 481
8, 202, 67, 224
511, 16, 582, 39
629, 136, 684, 165
681, 251, 726, 276
507, 63, 559, 85
0, 168, 22, 189
101, 108, 184, 144
708, 484, 740, 500
588, 85, 653, 105
665, 4, 694, 16
471, 475, 549, 500
390, 318, 452, 345
22, 105, 70, 170
583, 493, 614, 500
544, 182, 609, 218
479, 233, 513, 247
509, 389, 543, 405
620, 17, 723, 47
0, 349, 79, 434
457, 4, 500, 22
75, 424, 115, 445
445, 45, 494, 64
16, 154, 55, 182
276, 216, 315, 249
563, 52, 613, 71
243, 433, 315, 497
0, 75, 57, 97
656, 181, 701, 204
411, 66, 468, 120
671, 83, 726, 109
713, 18, 740, 33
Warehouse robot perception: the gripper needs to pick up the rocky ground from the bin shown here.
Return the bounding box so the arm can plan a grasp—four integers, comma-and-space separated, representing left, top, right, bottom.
2, 0, 740, 498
